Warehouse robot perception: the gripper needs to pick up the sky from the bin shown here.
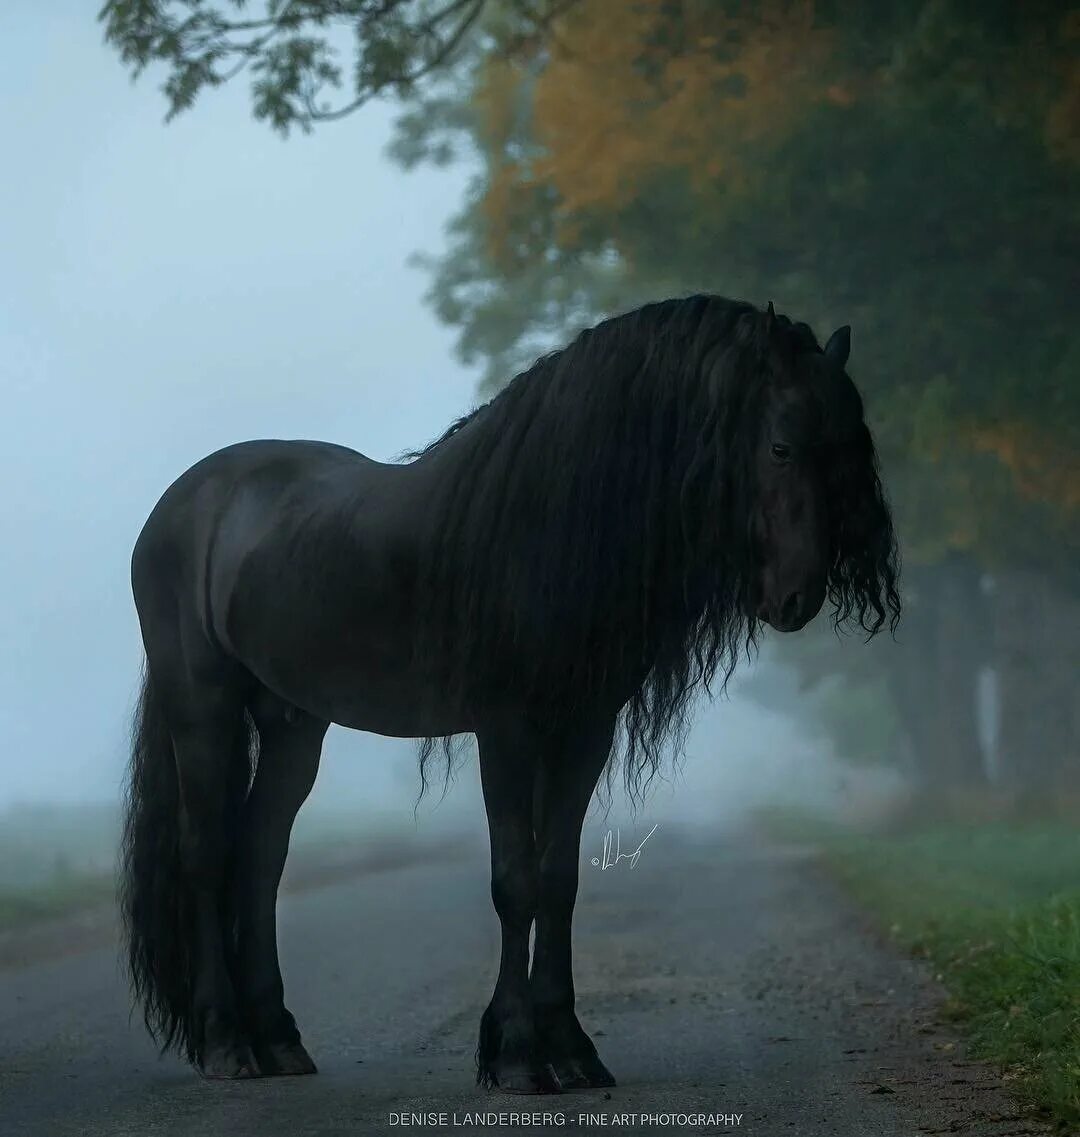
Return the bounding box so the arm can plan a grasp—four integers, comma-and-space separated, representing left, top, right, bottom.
0, 2, 863, 832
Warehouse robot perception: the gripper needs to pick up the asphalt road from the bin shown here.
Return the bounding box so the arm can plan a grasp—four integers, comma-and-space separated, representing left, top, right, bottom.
0, 825, 1046, 1137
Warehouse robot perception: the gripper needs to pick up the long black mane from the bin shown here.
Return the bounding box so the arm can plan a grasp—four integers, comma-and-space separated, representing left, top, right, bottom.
407, 294, 900, 802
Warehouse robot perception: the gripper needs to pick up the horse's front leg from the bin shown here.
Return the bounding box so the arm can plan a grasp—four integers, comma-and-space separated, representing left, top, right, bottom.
476, 721, 561, 1094
531, 715, 617, 1090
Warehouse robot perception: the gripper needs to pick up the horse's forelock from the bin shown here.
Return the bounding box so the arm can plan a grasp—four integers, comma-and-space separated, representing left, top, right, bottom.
811, 374, 901, 637
713, 308, 900, 640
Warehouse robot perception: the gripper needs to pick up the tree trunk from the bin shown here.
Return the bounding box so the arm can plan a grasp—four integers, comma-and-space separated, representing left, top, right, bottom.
885, 554, 990, 792
990, 567, 1080, 802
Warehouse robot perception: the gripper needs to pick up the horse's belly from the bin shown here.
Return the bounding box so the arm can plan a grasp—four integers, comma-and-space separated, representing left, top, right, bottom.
294, 669, 468, 738
236, 623, 469, 739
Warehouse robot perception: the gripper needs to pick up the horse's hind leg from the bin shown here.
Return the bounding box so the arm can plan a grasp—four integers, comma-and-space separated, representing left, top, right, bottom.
168, 687, 262, 1079
233, 692, 327, 1076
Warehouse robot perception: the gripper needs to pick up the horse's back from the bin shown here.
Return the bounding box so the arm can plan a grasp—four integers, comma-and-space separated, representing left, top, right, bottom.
130, 439, 377, 644
151, 438, 368, 503
138, 437, 370, 533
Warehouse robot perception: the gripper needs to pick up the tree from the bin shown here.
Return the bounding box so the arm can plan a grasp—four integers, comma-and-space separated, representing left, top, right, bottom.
99, 0, 576, 134
395, 0, 1079, 801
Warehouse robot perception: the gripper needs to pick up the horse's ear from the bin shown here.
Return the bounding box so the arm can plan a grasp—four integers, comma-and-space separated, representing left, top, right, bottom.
824, 325, 851, 369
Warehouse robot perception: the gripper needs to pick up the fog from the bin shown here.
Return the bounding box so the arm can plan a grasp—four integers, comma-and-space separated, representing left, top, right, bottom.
0, 2, 867, 854
2, 10, 1077, 1132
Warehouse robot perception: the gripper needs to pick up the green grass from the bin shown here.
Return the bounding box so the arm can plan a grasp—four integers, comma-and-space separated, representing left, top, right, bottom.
0, 801, 475, 935
0, 872, 117, 929
0, 803, 120, 934
813, 821, 1080, 1130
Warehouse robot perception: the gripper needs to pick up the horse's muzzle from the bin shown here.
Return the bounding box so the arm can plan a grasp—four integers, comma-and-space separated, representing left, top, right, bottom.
757, 589, 813, 632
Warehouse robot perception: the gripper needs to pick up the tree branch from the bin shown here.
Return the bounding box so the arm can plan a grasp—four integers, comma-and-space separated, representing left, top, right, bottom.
302, 0, 486, 122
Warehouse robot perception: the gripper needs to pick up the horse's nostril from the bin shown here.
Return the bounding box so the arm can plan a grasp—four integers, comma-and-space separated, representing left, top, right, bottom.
780, 591, 801, 626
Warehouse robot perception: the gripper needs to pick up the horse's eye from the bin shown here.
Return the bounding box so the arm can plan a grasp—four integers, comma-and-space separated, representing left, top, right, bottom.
771, 443, 792, 462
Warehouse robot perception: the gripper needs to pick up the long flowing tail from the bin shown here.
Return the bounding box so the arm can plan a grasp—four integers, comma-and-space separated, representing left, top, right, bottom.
120, 662, 195, 1060
121, 661, 259, 1063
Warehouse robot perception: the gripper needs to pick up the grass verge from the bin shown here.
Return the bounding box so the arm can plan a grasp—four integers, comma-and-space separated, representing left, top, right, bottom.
763, 810, 1080, 1130
0, 821, 480, 938
0, 872, 116, 930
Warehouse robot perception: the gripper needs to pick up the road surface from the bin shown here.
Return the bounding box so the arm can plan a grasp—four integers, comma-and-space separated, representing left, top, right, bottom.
0, 825, 1045, 1136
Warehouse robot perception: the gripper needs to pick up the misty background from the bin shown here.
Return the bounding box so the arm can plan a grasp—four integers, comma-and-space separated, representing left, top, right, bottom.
0, 2, 871, 885
1, 6, 1076, 1127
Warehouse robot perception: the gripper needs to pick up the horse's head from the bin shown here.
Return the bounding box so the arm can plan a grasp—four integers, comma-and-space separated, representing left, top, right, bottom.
747, 317, 900, 637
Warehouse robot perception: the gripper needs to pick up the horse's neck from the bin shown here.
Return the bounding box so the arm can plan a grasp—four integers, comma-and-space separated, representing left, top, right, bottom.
407, 404, 496, 486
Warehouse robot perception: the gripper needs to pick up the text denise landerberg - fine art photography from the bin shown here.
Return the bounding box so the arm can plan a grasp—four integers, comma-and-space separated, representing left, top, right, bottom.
385, 1112, 746, 1127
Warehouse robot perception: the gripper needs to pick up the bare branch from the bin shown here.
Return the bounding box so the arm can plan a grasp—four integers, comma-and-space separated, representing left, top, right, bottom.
303, 0, 486, 122
99, 0, 582, 132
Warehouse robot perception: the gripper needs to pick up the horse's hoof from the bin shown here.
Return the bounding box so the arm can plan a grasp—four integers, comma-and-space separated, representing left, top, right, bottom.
551, 1060, 590, 1091
496, 1063, 563, 1095
580, 1052, 616, 1088
256, 1040, 318, 1076
200, 1044, 262, 1080
582, 1062, 616, 1089
552, 1056, 616, 1091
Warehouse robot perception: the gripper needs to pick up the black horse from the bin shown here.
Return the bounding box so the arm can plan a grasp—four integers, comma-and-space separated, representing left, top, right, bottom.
122, 294, 900, 1092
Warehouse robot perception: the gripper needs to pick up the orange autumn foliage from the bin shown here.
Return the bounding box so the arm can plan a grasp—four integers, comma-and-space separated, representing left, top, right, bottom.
532, 1, 833, 213
476, 0, 838, 251
469, 1, 1080, 520
1045, 10, 1080, 162
476, 1, 1079, 251
968, 421, 1080, 514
